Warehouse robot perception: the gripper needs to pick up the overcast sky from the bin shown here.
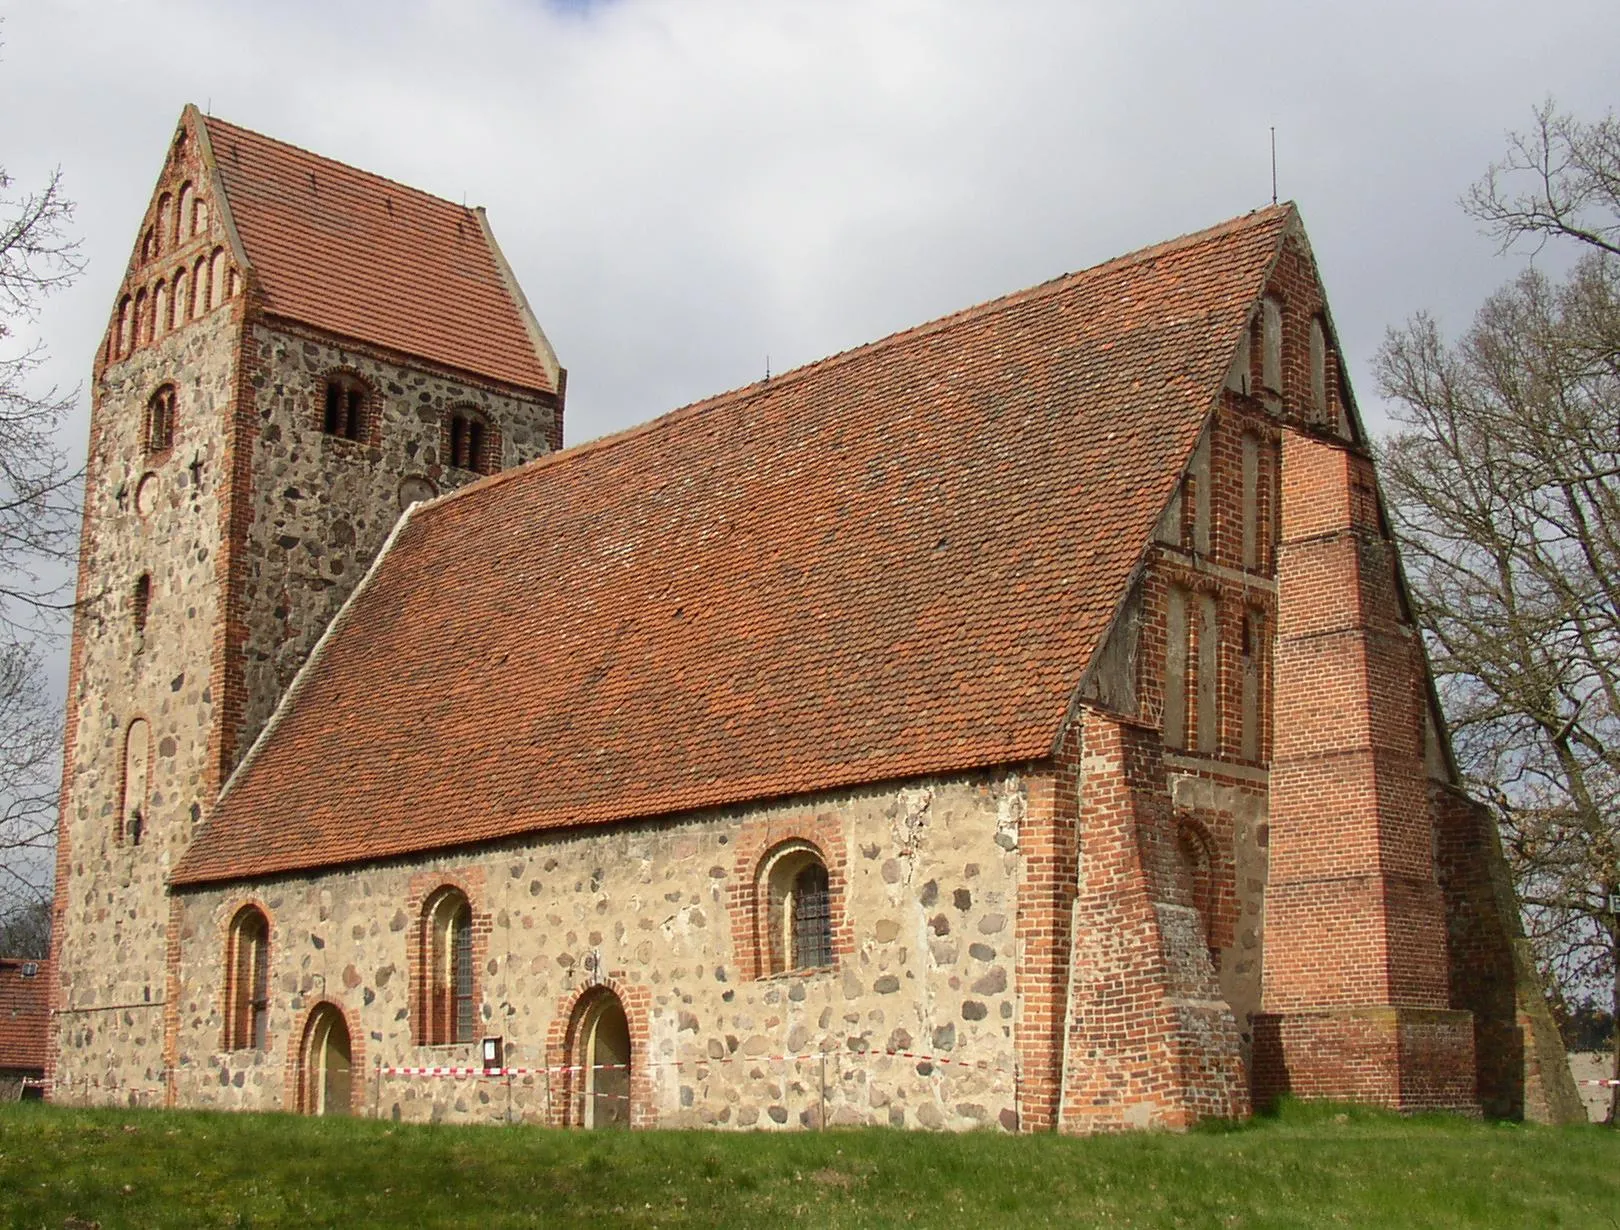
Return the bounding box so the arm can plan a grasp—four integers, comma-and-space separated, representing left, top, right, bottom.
0, 0, 1617, 706
6, 0, 1617, 455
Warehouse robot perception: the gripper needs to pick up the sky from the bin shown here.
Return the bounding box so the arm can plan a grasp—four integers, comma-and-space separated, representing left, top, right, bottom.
0, 3, 1616, 671
0, 0, 1614, 904
5, 0, 1617, 454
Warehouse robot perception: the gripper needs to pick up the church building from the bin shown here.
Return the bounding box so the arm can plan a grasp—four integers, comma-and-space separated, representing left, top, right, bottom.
47, 107, 1582, 1131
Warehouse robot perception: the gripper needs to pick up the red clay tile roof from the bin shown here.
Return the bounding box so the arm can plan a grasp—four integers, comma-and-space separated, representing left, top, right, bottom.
200, 112, 556, 393
0, 958, 50, 1072
174, 205, 1294, 886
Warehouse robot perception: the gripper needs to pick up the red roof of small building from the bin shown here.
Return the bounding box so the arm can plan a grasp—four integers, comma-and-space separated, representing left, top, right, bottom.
0, 958, 51, 1072
200, 112, 557, 394
174, 205, 1295, 887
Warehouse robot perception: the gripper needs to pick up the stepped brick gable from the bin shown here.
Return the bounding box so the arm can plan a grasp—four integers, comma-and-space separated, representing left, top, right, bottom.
49, 109, 1583, 1130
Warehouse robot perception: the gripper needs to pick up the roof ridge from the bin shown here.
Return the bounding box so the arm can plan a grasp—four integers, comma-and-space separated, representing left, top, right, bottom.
414, 202, 1293, 523
201, 113, 480, 216
690, 203, 1294, 408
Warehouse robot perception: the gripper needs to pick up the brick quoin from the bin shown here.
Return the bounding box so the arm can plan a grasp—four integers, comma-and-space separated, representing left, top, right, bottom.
1255, 427, 1474, 1111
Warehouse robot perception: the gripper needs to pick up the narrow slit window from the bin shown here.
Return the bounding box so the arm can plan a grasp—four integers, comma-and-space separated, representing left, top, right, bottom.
1195, 592, 1219, 755
1164, 586, 1188, 751
1241, 433, 1260, 569
1241, 609, 1263, 761
1309, 317, 1328, 420
133, 574, 151, 637
121, 718, 150, 846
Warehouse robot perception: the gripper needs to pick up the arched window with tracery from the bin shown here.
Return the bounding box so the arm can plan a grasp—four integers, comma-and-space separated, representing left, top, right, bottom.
225, 906, 270, 1051
420, 888, 474, 1045
146, 385, 176, 453
760, 842, 834, 974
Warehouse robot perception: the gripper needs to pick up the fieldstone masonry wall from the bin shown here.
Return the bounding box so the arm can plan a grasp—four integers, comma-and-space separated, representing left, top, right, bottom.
53, 306, 240, 1106
171, 772, 1028, 1130
234, 322, 558, 757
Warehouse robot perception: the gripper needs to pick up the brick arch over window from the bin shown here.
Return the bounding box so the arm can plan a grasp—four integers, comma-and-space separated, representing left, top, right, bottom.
222, 902, 272, 1052
728, 814, 851, 980
444, 406, 501, 475
406, 870, 489, 1047
547, 978, 654, 1129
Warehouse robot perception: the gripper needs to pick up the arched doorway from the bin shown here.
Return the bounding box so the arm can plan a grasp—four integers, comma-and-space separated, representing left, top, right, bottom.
571, 989, 631, 1129
298, 1004, 352, 1116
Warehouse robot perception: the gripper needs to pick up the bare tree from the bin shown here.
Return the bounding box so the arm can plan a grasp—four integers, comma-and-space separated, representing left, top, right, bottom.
1466, 100, 1620, 258
0, 157, 83, 931
1379, 100, 1620, 1120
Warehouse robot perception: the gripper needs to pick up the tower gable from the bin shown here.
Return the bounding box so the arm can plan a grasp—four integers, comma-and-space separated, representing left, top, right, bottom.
98, 110, 246, 381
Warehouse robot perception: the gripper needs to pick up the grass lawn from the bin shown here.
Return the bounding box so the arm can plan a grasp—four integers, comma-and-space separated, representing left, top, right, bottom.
0, 1100, 1615, 1228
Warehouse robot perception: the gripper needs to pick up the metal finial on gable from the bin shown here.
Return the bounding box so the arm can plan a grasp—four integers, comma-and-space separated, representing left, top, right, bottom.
1270, 126, 1278, 206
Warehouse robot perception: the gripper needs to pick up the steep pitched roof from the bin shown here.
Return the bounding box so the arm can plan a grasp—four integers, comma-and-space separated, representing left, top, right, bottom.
174, 205, 1294, 887
196, 110, 558, 393
0, 959, 50, 1072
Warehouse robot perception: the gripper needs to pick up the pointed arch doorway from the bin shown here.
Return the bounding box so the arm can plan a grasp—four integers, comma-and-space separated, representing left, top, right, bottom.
297, 1004, 352, 1116
570, 988, 631, 1129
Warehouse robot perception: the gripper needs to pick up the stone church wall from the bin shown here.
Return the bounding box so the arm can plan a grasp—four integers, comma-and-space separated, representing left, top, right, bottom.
53, 307, 240, 1106
170, 769, 1029, 1130
232, 322, 559, 760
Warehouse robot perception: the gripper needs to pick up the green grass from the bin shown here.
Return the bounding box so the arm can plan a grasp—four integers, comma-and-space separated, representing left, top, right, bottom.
0, 1101, 1615, 1229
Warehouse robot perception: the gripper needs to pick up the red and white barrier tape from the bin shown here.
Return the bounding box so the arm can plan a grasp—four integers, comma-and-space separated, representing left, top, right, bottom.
1579, 1079, 1620, 1087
